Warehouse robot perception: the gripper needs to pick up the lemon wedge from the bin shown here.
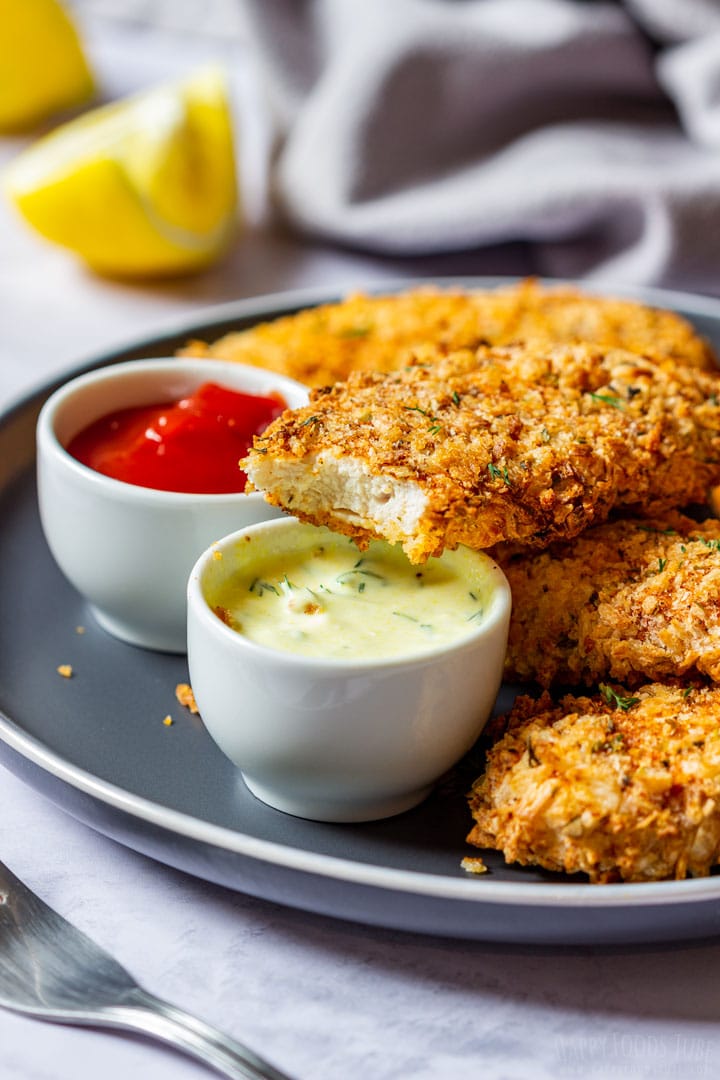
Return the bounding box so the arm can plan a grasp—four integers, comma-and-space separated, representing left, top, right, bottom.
0, 0, 94, 131
4, 66, 239, 277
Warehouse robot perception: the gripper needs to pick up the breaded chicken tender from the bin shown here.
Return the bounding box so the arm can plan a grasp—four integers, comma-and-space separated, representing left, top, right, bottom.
245, 342, 720, 562
467, 683, 720, 883
179, 279, 716, 387
501, 513, 720, 688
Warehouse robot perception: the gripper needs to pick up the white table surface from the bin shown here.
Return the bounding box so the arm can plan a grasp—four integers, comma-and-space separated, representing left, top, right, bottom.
3, 11, 720, 1080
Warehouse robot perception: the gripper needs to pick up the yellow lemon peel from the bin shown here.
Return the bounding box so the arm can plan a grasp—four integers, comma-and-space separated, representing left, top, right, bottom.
0, 0, 94, 132
5, 66, 238, 277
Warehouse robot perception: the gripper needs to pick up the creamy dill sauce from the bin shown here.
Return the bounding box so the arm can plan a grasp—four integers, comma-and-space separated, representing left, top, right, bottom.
209, 536, 498, 660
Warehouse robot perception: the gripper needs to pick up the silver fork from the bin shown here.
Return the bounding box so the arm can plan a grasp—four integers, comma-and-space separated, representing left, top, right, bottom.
0, 859, 293, 1080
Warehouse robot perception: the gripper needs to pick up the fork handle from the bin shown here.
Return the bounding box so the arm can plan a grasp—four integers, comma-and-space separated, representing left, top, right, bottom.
103, 989, 293, 1080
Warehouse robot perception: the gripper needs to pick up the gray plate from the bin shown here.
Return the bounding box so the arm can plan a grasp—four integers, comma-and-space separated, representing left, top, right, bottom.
3, 277, 720, 947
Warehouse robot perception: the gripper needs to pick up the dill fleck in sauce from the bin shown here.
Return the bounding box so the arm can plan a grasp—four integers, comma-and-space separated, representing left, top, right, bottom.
209, 535, 500, 660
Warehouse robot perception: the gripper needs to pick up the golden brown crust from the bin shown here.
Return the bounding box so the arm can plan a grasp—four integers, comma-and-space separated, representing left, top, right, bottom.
467, 683, 720, 883
494, 280, 715, 369
245, 342, 720, 562
178, 279, 716, 387
501, 513, 720, 688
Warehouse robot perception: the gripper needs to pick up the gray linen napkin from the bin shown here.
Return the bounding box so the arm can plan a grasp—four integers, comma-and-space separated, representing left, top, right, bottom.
243, 0, 720, 290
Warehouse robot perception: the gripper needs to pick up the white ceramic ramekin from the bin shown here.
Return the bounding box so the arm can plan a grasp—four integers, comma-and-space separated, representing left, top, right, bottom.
36, 358, 308, 652
187, 518, 512, 823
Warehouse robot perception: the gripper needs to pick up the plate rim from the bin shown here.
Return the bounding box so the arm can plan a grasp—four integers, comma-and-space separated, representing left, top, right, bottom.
3, 707, 720, 910
4, 274, 720, 915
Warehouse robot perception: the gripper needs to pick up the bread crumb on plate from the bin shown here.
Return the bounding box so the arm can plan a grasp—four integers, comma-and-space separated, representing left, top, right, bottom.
461, 856, 488, 875
175, 682, 198, 714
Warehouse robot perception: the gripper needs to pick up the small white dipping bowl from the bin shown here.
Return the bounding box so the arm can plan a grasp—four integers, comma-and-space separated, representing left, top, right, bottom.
187, 518, 512, 823
36, 358, 309, 653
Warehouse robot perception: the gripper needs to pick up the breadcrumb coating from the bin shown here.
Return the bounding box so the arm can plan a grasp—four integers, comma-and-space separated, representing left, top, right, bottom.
245, 342, 720, 562
467, 683, 720, 883
501, 513, 720, 688
178, 279, 716, 387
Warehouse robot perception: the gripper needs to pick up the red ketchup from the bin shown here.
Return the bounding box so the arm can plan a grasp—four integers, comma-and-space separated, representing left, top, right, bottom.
66, 381, 286, 494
